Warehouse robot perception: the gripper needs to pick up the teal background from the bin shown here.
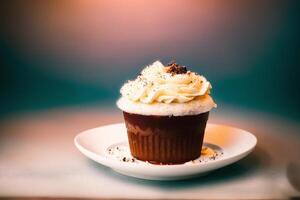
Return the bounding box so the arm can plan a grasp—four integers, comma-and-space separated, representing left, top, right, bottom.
0, 0, 299, 121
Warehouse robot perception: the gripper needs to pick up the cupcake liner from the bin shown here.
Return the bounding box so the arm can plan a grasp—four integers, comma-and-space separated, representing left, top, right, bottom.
123, 111, 209, 164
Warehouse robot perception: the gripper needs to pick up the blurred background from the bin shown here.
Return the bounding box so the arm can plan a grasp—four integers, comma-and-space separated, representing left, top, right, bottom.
0, 0, 299, 121
1, 1, 300, 197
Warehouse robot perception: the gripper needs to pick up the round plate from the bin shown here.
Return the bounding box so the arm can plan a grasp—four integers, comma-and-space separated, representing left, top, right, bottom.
74, 123, 257, 180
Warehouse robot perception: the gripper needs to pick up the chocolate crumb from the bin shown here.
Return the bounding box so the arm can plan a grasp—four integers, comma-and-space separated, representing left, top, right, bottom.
166, 61, 187, 75
122, 157, 126, 162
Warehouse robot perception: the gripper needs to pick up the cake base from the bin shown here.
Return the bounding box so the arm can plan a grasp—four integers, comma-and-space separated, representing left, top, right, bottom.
123, 111, 209, 164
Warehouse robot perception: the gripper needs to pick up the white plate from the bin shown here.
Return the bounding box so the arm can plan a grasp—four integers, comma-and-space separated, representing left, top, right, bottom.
74, 123, 257, 180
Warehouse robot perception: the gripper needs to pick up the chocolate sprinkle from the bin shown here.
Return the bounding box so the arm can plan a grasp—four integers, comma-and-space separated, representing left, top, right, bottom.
166, 61, 187, 75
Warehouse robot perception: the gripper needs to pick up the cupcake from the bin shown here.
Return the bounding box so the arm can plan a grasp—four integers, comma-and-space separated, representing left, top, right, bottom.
117, 61, 216, 164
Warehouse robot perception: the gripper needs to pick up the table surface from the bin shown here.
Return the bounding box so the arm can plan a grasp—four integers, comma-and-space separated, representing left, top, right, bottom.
0, 106, 299, 199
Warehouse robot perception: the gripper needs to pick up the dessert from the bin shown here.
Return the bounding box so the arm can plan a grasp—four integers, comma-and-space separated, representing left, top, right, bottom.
117, 61, 216, 164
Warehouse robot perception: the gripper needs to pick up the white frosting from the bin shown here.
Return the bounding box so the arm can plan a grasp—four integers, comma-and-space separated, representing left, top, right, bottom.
120, 61, 212, 104
117, 95, 216, 116
117, 61, 216, 116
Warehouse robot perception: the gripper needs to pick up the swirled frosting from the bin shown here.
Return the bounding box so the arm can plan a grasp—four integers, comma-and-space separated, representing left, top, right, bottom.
120, 61, 213, 104
117, 61, 216, 116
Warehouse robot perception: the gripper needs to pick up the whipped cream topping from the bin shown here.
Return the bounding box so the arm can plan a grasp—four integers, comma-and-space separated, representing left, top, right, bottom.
117, 61, 216, 116
120, 61, 213, 104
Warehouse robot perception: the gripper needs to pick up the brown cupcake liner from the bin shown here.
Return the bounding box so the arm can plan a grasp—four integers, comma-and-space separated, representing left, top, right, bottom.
123, 111, 209, 164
